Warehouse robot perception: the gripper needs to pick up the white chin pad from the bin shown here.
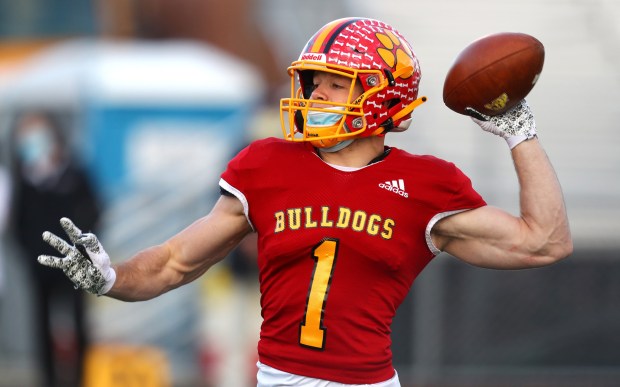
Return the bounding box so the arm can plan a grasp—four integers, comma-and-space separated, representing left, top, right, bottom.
391, 117, 412, 133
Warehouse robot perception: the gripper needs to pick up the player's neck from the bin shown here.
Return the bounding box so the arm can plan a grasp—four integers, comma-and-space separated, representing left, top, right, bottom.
317, 136, 386, 168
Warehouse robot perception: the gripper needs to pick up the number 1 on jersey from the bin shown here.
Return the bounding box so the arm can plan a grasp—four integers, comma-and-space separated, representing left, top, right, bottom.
299, 238, 339, 349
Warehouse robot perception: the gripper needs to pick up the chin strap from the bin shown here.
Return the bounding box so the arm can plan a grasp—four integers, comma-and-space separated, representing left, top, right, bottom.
382, 64, 427, 130
379, 95, 427, 134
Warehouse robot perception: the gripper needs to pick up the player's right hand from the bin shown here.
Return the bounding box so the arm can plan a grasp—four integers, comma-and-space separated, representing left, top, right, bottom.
38, 217, 116, 295
466, 99, 537, 149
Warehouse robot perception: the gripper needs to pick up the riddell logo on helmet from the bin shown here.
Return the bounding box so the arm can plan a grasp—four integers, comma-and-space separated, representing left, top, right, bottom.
301, 53, 326, 62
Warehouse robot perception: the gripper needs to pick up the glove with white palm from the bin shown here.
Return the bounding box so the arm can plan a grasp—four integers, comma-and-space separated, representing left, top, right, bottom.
466, 99, 537, 149
38, 217, 116, 295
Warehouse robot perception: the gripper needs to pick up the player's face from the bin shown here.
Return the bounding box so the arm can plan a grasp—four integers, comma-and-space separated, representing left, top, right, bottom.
309, 72, 363, 107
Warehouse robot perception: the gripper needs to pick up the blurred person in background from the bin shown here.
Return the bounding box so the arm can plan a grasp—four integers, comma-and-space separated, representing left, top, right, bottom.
9, 110, 102, 387
36, 18, 571, 386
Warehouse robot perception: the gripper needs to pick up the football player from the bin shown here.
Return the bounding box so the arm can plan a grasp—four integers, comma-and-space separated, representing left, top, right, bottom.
38, 18, 572, 386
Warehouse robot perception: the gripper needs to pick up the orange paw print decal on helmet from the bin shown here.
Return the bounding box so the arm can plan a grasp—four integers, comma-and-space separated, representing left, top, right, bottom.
376, 31, 415, 79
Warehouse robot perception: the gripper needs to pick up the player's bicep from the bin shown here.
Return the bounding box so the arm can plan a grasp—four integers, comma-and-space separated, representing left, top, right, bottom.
164, 194, 252, 282
431, 205, 530, 269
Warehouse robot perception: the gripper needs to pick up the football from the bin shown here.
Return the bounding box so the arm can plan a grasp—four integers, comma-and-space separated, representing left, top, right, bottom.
443, 32, 545, 116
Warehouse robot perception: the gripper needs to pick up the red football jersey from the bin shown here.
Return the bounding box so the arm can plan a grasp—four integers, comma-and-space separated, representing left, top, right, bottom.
219, 137, 486, 384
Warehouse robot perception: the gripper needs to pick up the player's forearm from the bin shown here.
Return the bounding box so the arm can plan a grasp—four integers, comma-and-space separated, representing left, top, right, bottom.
512, 138, 573, 262
105, 199, 251, 301
105, 244, 192, 302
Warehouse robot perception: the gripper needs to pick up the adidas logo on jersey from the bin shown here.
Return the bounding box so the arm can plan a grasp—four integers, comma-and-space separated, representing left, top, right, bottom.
379, 179, 409, 198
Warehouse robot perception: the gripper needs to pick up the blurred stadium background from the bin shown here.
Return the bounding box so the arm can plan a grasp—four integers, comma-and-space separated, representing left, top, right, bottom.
0, 0, 619, 386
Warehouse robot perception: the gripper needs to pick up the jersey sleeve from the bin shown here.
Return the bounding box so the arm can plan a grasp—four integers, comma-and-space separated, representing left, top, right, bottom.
219, 142, 254, 229
424, 162, 486, 255
219, 138, 284, 230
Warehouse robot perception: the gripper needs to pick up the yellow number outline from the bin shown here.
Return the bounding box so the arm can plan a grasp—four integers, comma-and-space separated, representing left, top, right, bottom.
299, 238, 339, 350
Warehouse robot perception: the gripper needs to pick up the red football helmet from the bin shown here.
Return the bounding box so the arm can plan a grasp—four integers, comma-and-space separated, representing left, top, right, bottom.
280, 17, 427, 149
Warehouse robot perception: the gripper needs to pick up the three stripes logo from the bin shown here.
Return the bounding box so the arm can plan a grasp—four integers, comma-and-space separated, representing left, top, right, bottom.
379, 179, 409, 198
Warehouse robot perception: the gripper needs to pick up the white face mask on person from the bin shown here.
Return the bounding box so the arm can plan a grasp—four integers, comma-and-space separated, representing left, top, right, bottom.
17, 127, 55, 167
306, 106, 346, 127
306, 107, 354, 152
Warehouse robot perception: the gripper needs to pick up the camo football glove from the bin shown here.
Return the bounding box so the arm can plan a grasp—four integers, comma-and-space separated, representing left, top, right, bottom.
38, 217, 116, 295
466, 99, 537, 149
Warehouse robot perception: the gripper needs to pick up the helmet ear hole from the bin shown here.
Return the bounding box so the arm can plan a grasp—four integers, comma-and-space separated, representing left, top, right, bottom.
373, 99, 399, 120
387, 99, 400, 109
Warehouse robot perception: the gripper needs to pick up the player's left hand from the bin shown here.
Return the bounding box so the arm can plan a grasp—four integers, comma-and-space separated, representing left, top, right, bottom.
466, 99, 537, 149
38, 217, 116, 295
